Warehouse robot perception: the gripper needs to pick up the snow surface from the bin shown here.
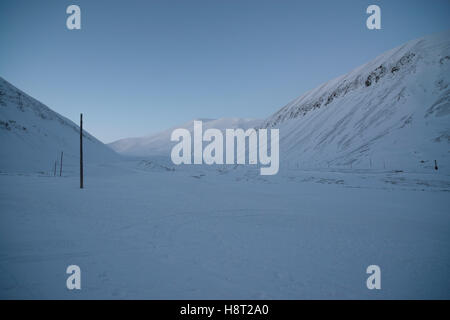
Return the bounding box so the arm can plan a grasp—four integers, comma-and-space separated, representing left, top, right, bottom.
0, 162, 449, 299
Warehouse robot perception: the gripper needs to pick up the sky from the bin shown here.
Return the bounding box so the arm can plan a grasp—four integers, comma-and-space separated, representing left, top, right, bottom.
1, 0, 450, 143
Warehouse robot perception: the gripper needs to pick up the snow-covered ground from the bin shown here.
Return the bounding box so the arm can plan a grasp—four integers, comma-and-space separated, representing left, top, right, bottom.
0, 159, 449, 299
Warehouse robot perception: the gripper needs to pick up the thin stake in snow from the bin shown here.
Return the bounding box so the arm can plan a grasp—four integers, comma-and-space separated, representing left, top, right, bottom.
54, 160, 57, 176
80, 114, 83, 189
60, 151, 63, 177
434, 160, 438, 171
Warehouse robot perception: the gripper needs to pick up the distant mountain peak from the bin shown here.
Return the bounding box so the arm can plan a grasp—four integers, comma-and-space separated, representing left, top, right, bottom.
109, 117, 263, 157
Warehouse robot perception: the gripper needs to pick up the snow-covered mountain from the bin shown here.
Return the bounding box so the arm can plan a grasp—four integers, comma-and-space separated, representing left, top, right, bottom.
0, 77, 118, 174
3, 31, 449, 175
110, 32, 449, 173
109, 118, 262, 157
263, 31, 450, 172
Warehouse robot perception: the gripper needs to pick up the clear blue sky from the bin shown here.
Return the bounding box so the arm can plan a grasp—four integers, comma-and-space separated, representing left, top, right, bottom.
1, 0, 449, 143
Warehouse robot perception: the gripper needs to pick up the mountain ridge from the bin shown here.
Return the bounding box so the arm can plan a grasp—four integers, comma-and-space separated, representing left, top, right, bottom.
262, 30, 450, 172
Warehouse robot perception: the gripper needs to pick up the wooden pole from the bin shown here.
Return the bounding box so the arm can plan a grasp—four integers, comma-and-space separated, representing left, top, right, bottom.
60, 151, 63, 176
54, 160, 57, 176
80, 114, 84, 189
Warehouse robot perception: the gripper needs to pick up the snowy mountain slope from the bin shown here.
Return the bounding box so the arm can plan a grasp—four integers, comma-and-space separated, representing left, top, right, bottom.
109, 118, 262, 157
262, 31, 450, 172
0, 77, 118, 174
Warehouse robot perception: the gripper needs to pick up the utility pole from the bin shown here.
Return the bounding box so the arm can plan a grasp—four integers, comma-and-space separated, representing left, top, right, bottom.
80, 113, 84, 189
60, 151, 63, 176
